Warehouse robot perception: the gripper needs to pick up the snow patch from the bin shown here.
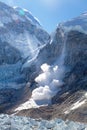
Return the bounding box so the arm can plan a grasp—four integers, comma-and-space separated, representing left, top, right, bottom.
15, 99, 39, 112
71, 100, 86, 110
64, 93, 87, 114
34, 16, 41, 25
63, 25, 87, 34
14, 6, 41, 27
84, 92, 87, 98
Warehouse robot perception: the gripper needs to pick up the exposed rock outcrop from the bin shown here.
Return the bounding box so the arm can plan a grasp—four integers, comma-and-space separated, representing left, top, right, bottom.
14, 14, 87, 123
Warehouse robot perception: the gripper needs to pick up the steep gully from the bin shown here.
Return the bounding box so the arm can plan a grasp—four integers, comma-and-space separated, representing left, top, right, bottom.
13, 29, 87, 123
14, 28, 68, 113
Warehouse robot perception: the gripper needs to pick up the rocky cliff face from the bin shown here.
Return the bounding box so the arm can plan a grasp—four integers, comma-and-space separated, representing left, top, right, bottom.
0, 1, 50, 112
49, 16, 87, 100
14, 13, 87, 123
32, 14, 87, 122
37, 13, 87, 93
0, 1, 87, 124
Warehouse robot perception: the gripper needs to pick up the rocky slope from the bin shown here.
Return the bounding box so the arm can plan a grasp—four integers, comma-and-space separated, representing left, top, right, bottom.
0, 1, 50, 112
13, 12, 87, 123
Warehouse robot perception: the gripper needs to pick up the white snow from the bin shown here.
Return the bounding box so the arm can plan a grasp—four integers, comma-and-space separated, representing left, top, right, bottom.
0, 31, 42, 59
35, 73, 48, 83
15, 99, 39, 112
32, 85, 53, 101
34, 16, 41, 25
31, 63, 63, 105
71, 100, 86, 110
64, 92, 87, 114
23, 8, 29, 12
25, 16, 32, 22
41, 63, 50, 72
63, 25, 87, 34
82, 12, 87, 16
53, 65, 58, 72
13, 6, 18, 9
50, 39, 53, 44
15, 63, 64, 111
84, 92, 87, 98
13, 6, 41, 26
58, 12, 87, 35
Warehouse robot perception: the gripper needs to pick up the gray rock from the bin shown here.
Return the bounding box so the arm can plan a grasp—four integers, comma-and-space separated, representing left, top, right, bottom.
0, 1, 50, 112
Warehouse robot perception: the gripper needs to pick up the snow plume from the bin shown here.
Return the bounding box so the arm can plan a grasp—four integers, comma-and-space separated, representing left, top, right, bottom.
15, 63, 64, 112
15, 63, 65, 112
31, 63, 63, 105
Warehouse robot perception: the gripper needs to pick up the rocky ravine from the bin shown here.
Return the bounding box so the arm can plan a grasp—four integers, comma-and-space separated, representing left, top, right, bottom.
0, 1, 87, 125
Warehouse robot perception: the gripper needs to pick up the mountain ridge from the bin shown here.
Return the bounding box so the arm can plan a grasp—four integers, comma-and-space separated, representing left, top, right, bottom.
0, 1, 87, 125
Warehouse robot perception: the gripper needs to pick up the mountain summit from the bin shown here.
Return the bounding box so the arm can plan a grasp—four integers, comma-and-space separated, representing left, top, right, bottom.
0, 1, 87, 124
0, 1, 50, 112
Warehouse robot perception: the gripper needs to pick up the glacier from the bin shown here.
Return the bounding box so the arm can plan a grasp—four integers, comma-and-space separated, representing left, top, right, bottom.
0, 114, 87, 130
